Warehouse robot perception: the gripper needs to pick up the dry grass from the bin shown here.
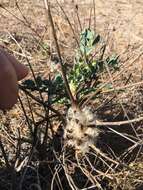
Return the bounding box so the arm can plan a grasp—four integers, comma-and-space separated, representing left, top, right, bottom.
0, 0, 143, 190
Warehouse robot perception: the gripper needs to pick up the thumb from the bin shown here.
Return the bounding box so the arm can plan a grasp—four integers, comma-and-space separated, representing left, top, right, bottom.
1, 48, 29, 81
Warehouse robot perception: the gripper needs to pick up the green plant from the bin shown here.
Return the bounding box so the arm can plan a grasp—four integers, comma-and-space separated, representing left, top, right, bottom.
22, 28, 119, 107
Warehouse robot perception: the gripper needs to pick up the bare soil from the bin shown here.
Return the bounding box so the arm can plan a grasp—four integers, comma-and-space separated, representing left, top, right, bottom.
0, 1, 143, 190
0, 0, 143, 77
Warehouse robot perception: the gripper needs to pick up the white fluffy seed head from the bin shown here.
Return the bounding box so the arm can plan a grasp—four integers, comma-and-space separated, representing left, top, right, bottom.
64, 106, 100, 154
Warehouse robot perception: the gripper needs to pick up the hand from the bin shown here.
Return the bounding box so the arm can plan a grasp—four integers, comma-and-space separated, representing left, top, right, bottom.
0, 48, 28, 110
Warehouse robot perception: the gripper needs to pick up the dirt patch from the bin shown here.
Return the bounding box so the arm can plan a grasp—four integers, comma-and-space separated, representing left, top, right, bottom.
0, 0, 143, 76
1, 0, 143, 49
0, 1, 143, 190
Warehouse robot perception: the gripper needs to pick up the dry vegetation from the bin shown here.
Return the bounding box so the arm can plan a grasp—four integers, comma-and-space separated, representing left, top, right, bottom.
0, 0, 143, 190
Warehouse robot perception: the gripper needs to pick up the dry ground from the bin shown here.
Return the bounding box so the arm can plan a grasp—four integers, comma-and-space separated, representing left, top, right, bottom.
0, 0, 143, 76
0, 1, 143, 190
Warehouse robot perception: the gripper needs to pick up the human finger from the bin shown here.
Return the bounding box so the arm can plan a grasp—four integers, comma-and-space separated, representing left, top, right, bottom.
0, 51, 18, 109
1, 48, 29, 81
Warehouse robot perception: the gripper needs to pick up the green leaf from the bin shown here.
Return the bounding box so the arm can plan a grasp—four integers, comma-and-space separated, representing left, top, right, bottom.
92, 34, 100, 46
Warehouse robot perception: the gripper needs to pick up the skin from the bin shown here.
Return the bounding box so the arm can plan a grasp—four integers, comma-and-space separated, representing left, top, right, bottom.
0, 48, 29, 110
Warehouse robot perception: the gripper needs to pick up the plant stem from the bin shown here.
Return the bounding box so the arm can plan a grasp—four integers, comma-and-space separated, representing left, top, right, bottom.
44, 0, 77, 108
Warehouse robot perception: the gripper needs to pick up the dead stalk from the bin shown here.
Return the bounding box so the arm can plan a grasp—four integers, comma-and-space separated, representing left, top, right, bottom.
44, 0, 78, 108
